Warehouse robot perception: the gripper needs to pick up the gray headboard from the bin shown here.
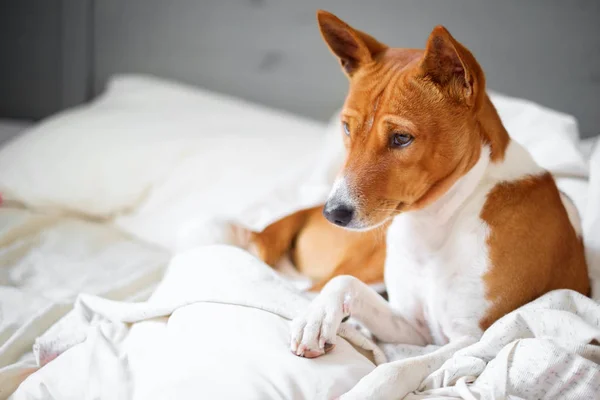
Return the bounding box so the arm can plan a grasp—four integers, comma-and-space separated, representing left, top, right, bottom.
1, 0, 599, 137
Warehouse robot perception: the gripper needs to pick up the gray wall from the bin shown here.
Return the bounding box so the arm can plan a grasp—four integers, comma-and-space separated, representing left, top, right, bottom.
0, 0, 91, 120
1, 1, 599, 137
0, 1, 62, 120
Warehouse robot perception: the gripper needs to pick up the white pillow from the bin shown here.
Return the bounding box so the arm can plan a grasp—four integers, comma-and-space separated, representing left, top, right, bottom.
0, 75, 326, 220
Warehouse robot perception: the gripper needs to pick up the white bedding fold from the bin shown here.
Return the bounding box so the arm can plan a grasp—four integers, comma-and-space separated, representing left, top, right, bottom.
11, 246, 379, 400
385, 290, 600, 399
0, 207, 170, 400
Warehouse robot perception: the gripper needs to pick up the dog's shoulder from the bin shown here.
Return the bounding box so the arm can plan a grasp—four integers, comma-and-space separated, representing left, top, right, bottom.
479, 140, 589, 329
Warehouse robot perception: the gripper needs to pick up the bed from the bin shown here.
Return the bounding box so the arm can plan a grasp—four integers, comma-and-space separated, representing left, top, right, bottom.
0, 74, 598, 399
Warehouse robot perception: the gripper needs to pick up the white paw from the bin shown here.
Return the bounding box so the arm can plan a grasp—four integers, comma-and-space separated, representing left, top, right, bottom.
289, 291, 350, 358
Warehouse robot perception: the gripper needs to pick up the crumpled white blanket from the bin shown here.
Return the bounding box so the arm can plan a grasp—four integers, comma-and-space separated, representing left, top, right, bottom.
0, 207, 170, 400
380, 290, 600, 399
11, 246, 379, 400
13, 255, 600, 399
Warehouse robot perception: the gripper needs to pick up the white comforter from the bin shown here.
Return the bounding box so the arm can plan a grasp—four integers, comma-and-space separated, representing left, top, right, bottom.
12, 246, 379, 400
0, 208, 170, 398
1, 83, 600, 399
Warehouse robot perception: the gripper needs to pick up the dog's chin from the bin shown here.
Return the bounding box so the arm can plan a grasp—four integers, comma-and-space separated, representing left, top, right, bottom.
344, 202, 406, 232
343, 215, 392, 232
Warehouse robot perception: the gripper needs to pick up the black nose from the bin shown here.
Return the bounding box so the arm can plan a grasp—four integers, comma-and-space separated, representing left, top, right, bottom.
323, 203, 355, 227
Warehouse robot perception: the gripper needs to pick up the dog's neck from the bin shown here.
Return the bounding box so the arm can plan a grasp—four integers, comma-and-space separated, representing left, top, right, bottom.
418, 145, 491, 225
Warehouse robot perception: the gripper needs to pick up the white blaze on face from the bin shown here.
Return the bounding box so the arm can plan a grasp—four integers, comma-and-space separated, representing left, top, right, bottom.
327, 175, 392, 231
327, 176, 357, 209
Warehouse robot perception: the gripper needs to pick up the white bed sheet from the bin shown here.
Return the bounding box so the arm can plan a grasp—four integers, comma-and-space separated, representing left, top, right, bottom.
0, 207, 170, 398
11, 246, 378, 400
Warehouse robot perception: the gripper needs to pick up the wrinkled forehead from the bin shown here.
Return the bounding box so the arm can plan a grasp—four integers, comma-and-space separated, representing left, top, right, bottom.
343, 48, 425, 116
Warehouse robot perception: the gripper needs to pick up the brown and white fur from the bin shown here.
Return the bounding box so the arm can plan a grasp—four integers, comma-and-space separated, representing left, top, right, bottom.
238, 10, 589, 399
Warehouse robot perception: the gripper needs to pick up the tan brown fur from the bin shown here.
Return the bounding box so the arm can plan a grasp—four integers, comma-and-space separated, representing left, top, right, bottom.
479, 173, 590, 329
245, 206, 316, 268
246, 205, 387, 291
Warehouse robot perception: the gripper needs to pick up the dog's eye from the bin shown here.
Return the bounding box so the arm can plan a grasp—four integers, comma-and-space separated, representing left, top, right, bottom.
342, 122, 350, 136
390, 133, 414, 148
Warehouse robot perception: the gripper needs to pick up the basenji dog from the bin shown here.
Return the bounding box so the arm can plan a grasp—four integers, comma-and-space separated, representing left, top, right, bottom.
238, 10, 590, 398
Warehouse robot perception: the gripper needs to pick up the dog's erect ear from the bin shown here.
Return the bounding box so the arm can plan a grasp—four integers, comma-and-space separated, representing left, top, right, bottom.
420, 26, 483, 106
317, 10, 387, 76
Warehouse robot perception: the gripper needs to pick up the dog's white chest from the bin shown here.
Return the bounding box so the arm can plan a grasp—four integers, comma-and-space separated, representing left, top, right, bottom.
384, 206, 491, 344
381, 141, 548, 344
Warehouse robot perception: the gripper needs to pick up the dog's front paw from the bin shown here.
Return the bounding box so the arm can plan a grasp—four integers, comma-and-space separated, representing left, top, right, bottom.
290, 291, 350, 358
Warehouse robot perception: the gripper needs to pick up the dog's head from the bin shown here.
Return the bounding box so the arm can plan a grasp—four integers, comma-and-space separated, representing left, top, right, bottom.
318, 10, 495, 230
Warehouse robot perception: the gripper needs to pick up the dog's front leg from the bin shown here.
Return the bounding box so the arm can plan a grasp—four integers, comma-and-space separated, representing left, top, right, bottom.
290, 275, 428, 358
339, 336, 477, 400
